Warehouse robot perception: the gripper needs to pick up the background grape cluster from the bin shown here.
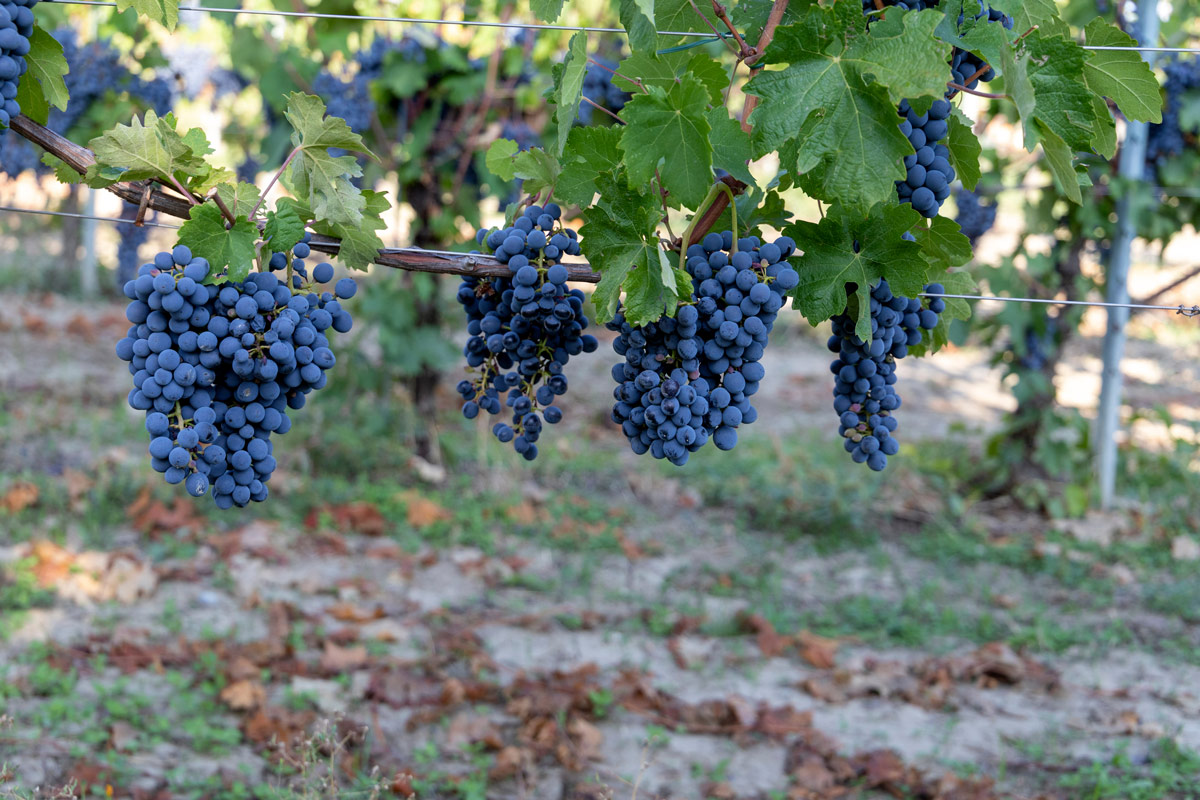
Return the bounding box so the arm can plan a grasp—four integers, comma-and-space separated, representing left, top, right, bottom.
1145, 59, 1200, 173
828, 279, 945, 471
116, 238, 355, 507
607, 232, 799, 466
0, 0, 35, 132
578, 55, 632, 125
954, 187, 997, 243
456, 203, 598, 461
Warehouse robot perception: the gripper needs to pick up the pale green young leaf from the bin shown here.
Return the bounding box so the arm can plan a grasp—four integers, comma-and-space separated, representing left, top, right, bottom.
619, 76, 712, 208
486, 139, 520, 182
216, 182, 262, 219
530, 0, 565, 22
15, 27, 68, 124
312, 190, 391, 271
946, 107, 982, 191
177, 204, 258, 283
785, 203, 928, 342
115, 0, 179, 30
509, 148, 561, 200
555, 34, 589, 158
1082, 19, 1162, 124
1034, 120, 1082, 205
284, 93, 372, 226
41, 154, 81, 184
87, 110, 205, 186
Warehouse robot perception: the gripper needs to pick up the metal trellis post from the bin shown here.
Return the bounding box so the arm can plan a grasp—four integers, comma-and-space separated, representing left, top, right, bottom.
1096, 0, 1162, 510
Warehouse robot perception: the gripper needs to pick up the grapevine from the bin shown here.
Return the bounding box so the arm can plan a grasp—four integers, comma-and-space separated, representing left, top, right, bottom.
0, 0, 1161, 496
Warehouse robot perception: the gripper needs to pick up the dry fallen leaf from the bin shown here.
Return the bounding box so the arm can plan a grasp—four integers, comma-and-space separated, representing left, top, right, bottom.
320, 641, 368, 673
797, 631, 839, 669
220, 680, 267, 711
401, 492, 452, 529
0, 482, 39, 513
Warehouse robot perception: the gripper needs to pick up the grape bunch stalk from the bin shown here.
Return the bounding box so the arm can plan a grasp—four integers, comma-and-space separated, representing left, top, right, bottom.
827, 278, 945, 471
0, 0, 36, 131
607, 232, 800, 465
456, 203, 599, 461
116, 236, 356, 507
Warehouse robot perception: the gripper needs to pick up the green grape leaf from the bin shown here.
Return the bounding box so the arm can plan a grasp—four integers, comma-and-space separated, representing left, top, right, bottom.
530, 0, 565, 22
580, 174, 681, 324
915, 215, 973, 272
555, 33, 588, 158
618, 75, 712, 208
785, 202, 928, 342
216, 182, 262, 220
652, 0, 713, 34
946, 107, 982, 191
312, 190, 391, 271
708, 108, 755, 186
40, 153, 81, 184
989, 0, 1058, 34
486, 139, 520, 181
731, 0, 809, 44
177, 203, 258, 284
16, 27, 69, 125
181, 127, 214, 157
115, 0, 179, 30
264, 204, 306, 255
283, 92, 373, 227
557, 126, 623, 207
1034, 119, 1082, 204
1019, 32, 1102, 153
1082, 19, 1162, 124
613, 51, 728, 105
620, 0, 658, 53
747, 6, 950, 209
86, 110, 206, 187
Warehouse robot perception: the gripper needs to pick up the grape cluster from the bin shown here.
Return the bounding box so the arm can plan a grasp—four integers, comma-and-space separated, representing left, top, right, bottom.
1145, 59, 1200, 172
116, 237, 355, 507
1015, 316, 1059, 371
607, 232, 800, 465
578, 56, 631, 125
0, 0, 34, 132
954, 187, 997, 243
828, 279, 945, 471
456, 203, 598, 461
896, 98, 955, 218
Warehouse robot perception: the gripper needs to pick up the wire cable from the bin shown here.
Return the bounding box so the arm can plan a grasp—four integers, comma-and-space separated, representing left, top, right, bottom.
37, 0, 1200, 52
2, 204, 1196, 316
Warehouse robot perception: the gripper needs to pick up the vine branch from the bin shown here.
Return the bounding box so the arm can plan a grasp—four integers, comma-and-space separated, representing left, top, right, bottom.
8, 113, 605, 283
739, 0, 790, 132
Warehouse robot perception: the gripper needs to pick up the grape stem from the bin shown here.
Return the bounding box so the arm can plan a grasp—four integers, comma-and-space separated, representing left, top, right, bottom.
947, 82, 1008, 99
677, 180, 741, 272
710, 0, 753, 61
581, 96, 625, 124
166, 174, 200, 207
208, 189, 237, 229
687, 0, 743, 57
586, 57, 646, 94
249, 146, 302, 222
739, 0, 790, 131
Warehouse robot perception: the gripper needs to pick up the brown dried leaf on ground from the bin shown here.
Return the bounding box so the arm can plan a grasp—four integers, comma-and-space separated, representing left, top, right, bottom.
243, 705, 315, 748
446, 711, 504, 750
740, 613, 839, 668
304, 501, 389, 536
220, 679, 267, 711
399, 491, 452, 529
126, 486, 207, 534
1, 481, 39, 513
327, 601, 386, 623
797, 631, 839, 669
801, 643, 1059, 710
320, 641, 368, 673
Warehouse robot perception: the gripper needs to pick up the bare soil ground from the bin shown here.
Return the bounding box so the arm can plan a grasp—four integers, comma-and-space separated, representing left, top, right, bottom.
2, 291, 1200, 800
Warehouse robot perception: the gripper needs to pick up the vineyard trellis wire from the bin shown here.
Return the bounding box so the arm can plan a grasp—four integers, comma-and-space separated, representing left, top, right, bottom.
33, 0, 1200, 54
